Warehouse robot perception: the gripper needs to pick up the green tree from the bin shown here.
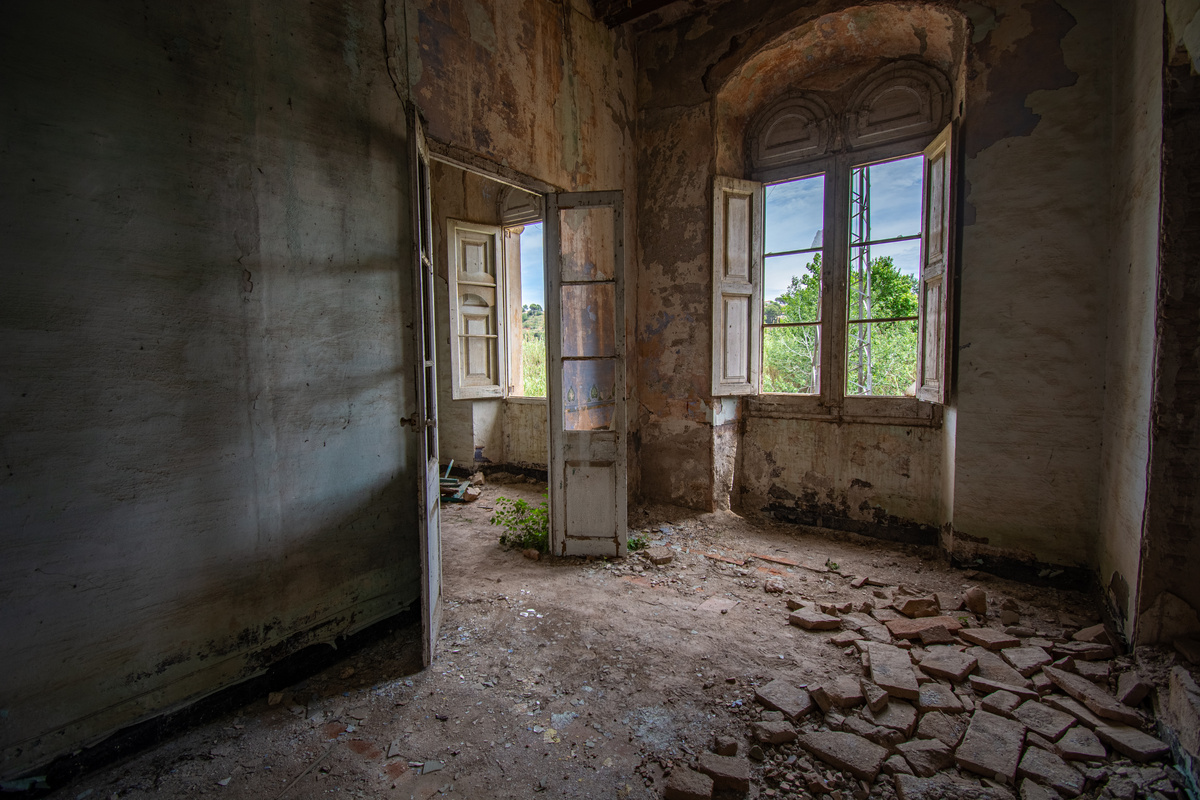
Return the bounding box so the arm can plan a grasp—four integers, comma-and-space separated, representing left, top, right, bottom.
762, 254, 822, 393
847, 255, 918, 396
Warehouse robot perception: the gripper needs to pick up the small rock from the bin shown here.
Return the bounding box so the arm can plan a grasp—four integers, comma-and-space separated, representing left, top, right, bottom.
764, 577, 785, 594
748, 745, 765, 761
267, 692, 284, 706
1000, 610, 1022, 626
469, 471, 485, 486
963, 587, 988, 615
664, 767, 714, 800
646, 546, 674, 565
696, 753, 750, 793
523, 548, 540, 561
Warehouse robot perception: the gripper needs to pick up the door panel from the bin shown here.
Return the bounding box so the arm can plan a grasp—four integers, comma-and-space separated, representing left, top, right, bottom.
408, 107, 441, 666
545, 192, 626, 557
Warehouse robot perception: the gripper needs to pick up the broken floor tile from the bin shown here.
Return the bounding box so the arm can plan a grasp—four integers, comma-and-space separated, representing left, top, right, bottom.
752, 720, 798, 744
916, 711, 967, 747
1002, 647, 1052, 678
1116, 672, 1152, 706
864, 699, 917, 737
1019, 779, 1063, 800
860, 679, 888, 713
1017, 748, 1084, 798
798, 731, 889, 782
917, 681, 964, 713
1054, 725, 1106, 761
955, 710, 1027, 783
1042, 667, 1142, 726
897, 596, 940, 619
1043, 695, 1104, 730
961, 628, 1022, 650
646, 546, 674, 565
814, 675, 863, 710
789, 608, 841, 631
1051, 642, 1114, 662
1093, 724, 1170, 762
886, 615, 964, 640
968, 647, 1033, 688
896, 738, 954, 777
1012, 700, 1075, 741
842, 611, 892, 643
713, 735, 738, 756
895, 773, 1017, 800
919, 645, 978, 682
755, 678, 813, 721
1071, 624, 1110, 645
697, 596, 738, 613
981, 690, 1023, 717
884, 754, 914, 776
830, 629, 863, 646
1072, 660, 1110, 684
866, 641, 920, 700
696, 752, 750, 793
969, 676, 1037, 702
664, 767, 714, 800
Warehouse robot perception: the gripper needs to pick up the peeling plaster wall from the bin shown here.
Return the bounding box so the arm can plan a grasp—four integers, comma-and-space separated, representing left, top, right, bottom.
408, 0, 639, 493
1097, 0, 1162, 632
0, 0, 419, 778
949, 0, 1110, 568
1137, 37, 1200, 645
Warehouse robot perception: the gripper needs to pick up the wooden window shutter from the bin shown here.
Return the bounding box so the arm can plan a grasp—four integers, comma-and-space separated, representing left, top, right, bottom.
712, 176, 763, 396
916, 123, 954, 404
447, 219, 506, 399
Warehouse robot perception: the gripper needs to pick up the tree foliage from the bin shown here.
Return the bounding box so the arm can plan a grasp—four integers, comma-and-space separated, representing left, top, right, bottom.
763, 254, 919, 396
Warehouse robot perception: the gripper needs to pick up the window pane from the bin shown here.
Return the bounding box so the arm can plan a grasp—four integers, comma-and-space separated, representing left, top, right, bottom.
518, 222, 546, 397
764, 175, 825, 254
763, 326, 820, 394
846, 319, 918, 397
853, 155, 923, 241
847, 239, 920, 322
563, 359, 616, 430
764, 252, 821, 324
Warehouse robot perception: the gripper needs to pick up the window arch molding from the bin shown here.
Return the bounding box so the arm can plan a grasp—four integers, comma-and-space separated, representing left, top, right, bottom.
746, 60, 953, 181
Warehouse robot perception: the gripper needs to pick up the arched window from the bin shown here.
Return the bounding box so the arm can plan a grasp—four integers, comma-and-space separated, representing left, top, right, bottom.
713, 60, 956, 417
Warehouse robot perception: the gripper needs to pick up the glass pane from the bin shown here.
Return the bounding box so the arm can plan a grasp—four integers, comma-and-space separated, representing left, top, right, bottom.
764, 252, 821, 325
762, 326, 820, 394
518, 223, 546, 397
764, 175, 825, 254
561, 283, 615, 358
846, 319, 919, 396
559, 206, 614, 281
563, 359, 616, 430
851, 155, 923, 242
847, 239, 920, 322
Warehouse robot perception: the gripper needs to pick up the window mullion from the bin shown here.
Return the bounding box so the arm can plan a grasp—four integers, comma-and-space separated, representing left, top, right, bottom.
821, 155, 850, 411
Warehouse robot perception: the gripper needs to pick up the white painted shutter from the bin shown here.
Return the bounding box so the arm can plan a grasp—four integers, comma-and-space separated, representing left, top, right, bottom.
916, 123, 954, 404
447, 219, 506, 399
711, 176, 763, 396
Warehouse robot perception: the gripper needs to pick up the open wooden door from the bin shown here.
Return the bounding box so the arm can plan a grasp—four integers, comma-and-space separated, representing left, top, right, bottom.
408, 107, 442, 666
545, 191, 627, 557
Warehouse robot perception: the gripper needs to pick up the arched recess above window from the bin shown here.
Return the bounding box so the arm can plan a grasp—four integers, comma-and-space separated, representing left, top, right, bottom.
500, 185, 542, 227
748, 94, 835, 171
846, 62, 951, 149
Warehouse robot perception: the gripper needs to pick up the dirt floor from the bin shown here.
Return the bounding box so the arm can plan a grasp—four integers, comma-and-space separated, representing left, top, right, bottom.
45, 480, 1193, 800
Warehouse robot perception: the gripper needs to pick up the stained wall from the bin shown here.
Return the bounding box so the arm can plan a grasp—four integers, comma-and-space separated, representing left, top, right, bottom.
1, 0, 420, 777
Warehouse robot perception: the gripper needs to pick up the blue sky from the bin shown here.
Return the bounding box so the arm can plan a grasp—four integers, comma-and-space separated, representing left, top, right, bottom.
764, 155, 923, 303
519, 221, 545, 308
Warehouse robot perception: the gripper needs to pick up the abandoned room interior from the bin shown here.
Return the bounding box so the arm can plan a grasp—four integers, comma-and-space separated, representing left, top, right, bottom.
3, 0, 1200, 797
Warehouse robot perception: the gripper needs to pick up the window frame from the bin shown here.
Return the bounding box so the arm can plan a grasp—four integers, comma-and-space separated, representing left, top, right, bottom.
746, 136, 946, 426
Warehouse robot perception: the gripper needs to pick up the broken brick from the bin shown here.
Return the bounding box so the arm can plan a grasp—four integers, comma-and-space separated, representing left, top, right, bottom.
955, 710, 1027, 783
798, 731, 889, 782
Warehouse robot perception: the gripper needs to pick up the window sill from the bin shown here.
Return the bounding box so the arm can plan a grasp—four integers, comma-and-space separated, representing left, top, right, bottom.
747, 394, 943, 427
